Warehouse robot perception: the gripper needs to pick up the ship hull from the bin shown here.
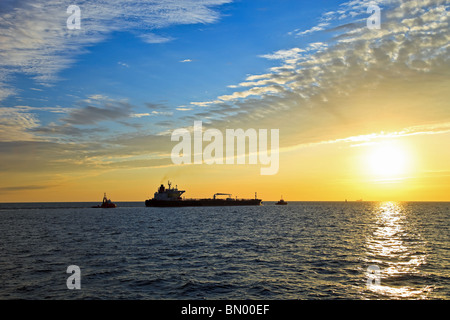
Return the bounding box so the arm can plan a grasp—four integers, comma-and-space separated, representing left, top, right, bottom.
145, 199, 262, 207
92, 204, 116, 208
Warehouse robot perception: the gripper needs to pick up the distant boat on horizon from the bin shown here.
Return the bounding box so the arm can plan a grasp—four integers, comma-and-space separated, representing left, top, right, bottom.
92, 193, 117, 208
276, 196, 287, 205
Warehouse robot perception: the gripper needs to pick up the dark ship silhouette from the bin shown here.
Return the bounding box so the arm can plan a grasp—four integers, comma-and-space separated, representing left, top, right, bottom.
276, 196, 287, 205
145, 182, 262, 207
92, 193, 116, 208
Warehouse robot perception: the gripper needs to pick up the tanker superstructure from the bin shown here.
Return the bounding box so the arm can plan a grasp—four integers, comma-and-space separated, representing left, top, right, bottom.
145, 182, 262, 207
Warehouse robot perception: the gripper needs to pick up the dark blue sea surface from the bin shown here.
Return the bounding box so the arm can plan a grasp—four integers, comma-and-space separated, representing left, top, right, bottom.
0, 201, 448, 299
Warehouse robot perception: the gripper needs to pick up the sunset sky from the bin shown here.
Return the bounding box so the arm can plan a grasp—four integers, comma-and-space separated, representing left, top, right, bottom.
0, 0, 449, 202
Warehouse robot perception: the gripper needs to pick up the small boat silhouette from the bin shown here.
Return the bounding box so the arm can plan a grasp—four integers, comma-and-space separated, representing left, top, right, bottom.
92, 193, 117, 208
276, 196, 287, 205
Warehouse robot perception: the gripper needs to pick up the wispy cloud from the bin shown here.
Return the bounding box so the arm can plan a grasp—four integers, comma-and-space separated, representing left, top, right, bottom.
286, 122, 450, 152
0, 184, 57, 193
0, 0, 232, 102
117, 61, 129, 68
176, 106, 193, 111
87, 94, 109, 101
0, 107, 40, 142
0, 0, 448, 183
294, 22, 330, 36
184, 0, 450, 149
130, 113, 152, 118
259, 47, 305, 62
139, 33, 174, 44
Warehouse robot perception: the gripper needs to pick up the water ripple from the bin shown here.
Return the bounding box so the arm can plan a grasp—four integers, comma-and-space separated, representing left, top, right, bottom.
0, 201, 448, 299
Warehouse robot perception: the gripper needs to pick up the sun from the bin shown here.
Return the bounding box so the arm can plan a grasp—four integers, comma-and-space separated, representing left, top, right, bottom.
366, 142, 410, 178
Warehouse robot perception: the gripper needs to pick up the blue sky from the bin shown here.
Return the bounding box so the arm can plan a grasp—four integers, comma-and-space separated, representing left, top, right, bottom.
1, 0, 344, 135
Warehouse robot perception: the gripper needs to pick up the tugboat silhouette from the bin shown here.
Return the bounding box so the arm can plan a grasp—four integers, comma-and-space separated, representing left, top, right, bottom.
276, 196, 287, 205
92, 193, 117, 208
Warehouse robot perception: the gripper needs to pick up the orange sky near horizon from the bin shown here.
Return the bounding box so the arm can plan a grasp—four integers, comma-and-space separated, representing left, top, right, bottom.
1, 128, 448, 203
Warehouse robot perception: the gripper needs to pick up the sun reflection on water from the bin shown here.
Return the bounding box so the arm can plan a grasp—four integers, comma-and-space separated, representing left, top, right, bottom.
364, 202, 432, 299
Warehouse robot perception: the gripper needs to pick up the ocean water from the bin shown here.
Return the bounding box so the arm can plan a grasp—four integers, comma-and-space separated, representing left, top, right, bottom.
0, 201, 448, 300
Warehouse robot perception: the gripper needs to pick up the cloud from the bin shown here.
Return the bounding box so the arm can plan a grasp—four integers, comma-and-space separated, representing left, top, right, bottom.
118, 62, 129, 68
139, 33, 174, 44
0, 105, 80, 142
0, 184, 56, 193
151, 110, 174, 116
12, 105, 72, 114
0, 0, 232, 102
31, 122, 107, 138
1, 0, 449, 182
182, 0, 450, 150
130, 110, 173, 117
176, 106, 193, 111
288, 122, 450, 151
87, 94, 109, 101
130, 113, 152, 118
0, 130, 176, 175
217, 85, 285, 102
145, 102, 170, 110
295, 22, 330, 36
0, 107, 41, 142
26, 94, 176, 145
0, 140, 86, 173
190, 101, 221, 107
180, 59, 193, 63
62, 102, 133, 125
259, 47, 305, 63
